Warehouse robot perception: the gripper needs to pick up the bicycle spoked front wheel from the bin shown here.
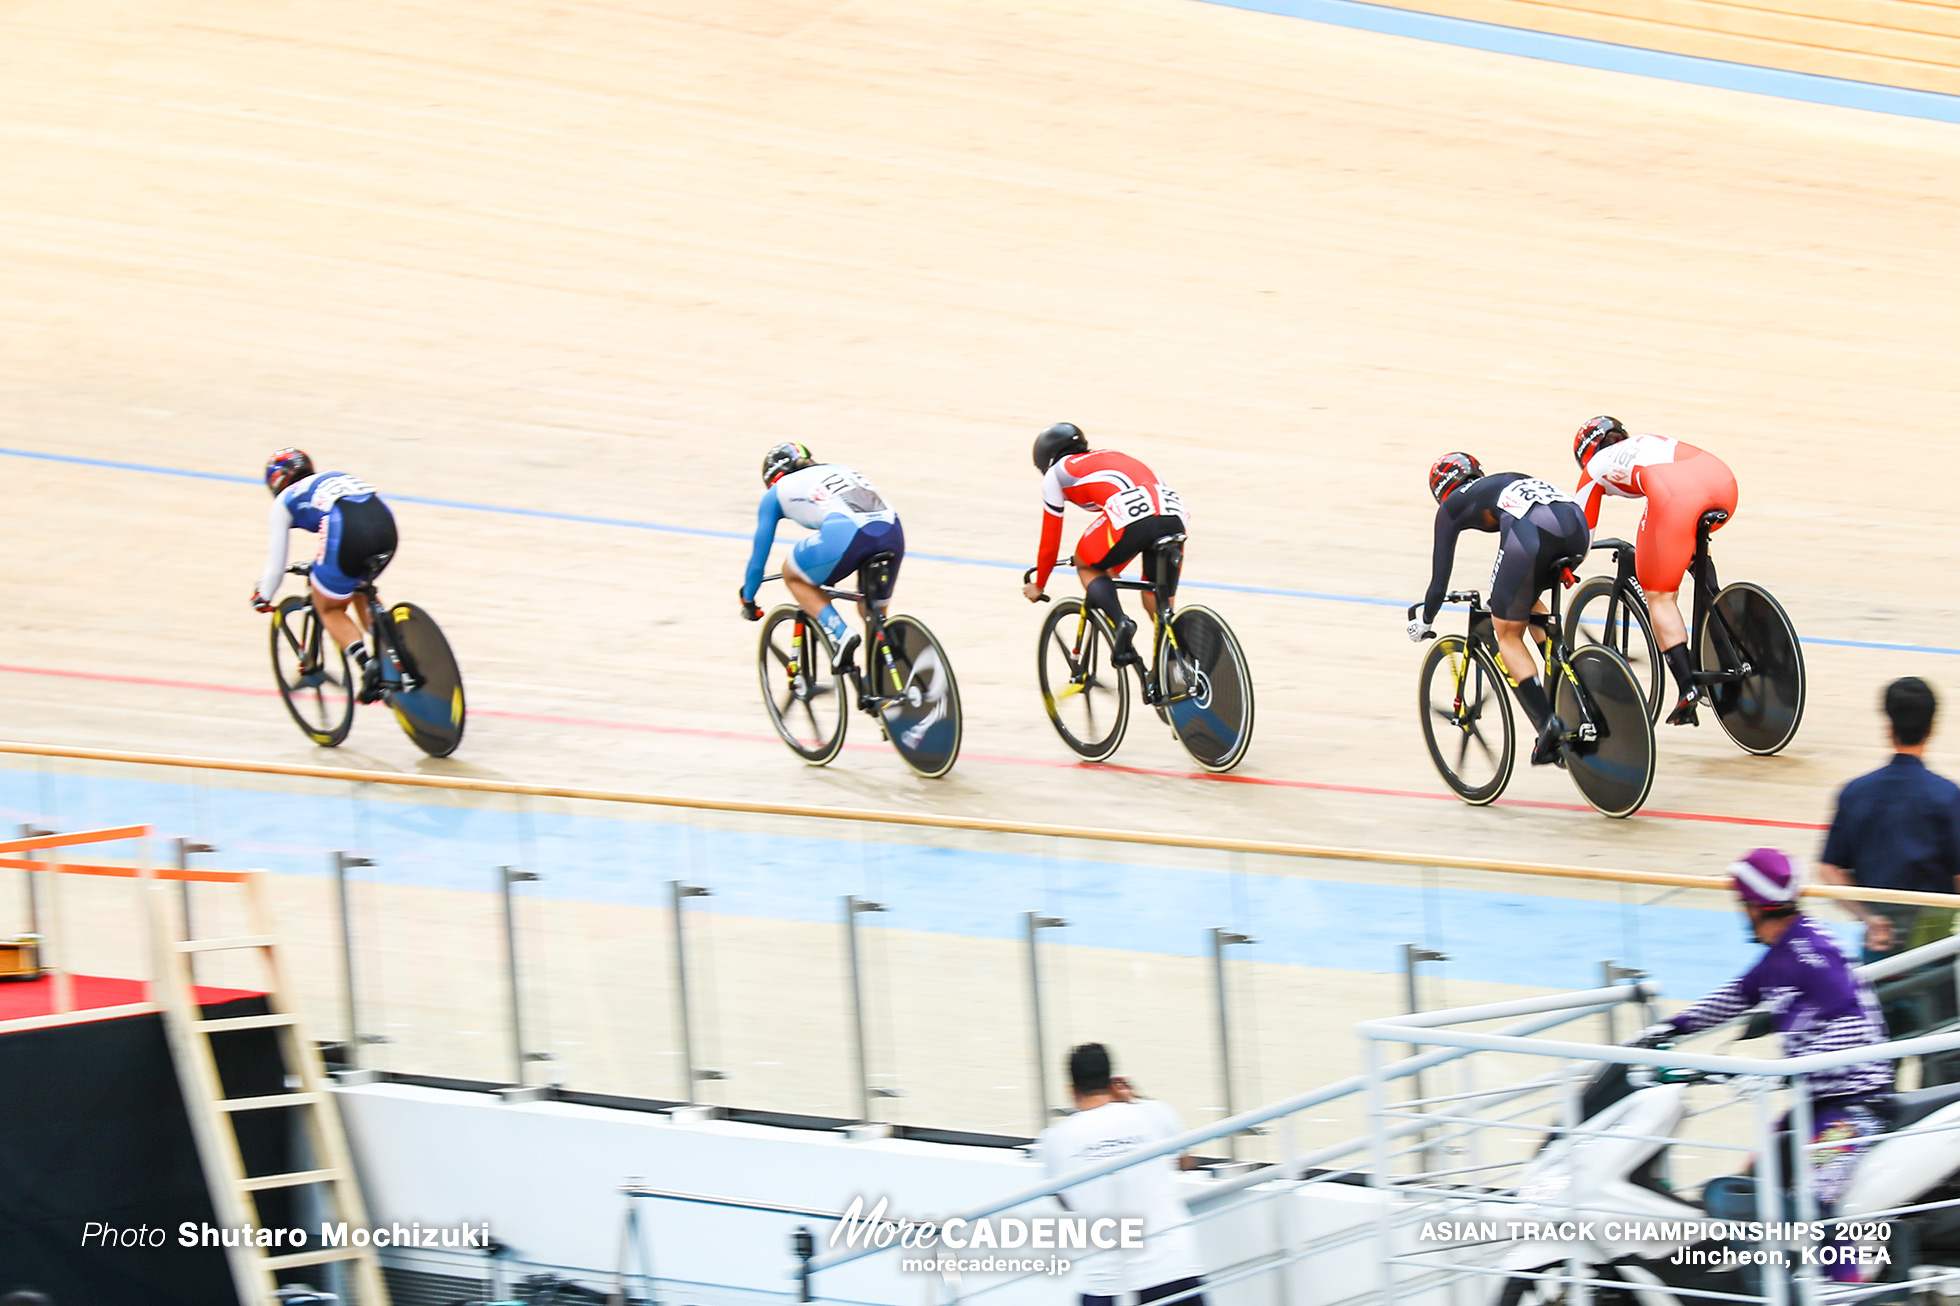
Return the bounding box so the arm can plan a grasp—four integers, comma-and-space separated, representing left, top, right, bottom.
1554, 645, 1656, 819
1037, 599, 1130, 762
872, 615, 962, 778
270, 597, 355, 747
386, 602, 466, 758
1702, 582, 1805, 756
1418, 635, 1515, 805
1567, 577, 1663, 723
758, 605, 847, 765
1157, 605, 1253, 772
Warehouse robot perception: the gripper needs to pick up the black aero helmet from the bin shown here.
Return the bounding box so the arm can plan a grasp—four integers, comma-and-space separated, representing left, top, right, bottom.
761, 442, 816, 486
1428, 451, 1484, 504
1574, 415, 1629, 467
1032, 422, 1089, 472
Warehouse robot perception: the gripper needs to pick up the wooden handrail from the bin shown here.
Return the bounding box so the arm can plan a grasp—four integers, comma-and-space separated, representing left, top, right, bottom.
0, 824, 149, 854
0, 857, 246, 883
1, 739, 1953, 909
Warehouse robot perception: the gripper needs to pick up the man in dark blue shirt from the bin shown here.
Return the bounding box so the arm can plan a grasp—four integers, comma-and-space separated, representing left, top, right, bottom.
1818, 677, 1960, 961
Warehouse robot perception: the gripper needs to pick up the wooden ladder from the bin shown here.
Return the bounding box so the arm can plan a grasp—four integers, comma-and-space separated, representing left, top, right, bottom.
149, 868, 391, 1306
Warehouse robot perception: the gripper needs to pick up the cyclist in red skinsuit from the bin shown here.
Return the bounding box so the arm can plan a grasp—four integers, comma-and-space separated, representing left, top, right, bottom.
1571, 416, 1740, 726
1021, 423, 1187, 667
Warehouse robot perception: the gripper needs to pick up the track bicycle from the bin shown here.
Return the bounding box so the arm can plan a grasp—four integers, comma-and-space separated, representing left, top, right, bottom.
268, 562, 467, 757
754, 553, 962, 778
1025, 534, 1254, 772
1409, 563, 1655, 817
1566, 509, 1805, 755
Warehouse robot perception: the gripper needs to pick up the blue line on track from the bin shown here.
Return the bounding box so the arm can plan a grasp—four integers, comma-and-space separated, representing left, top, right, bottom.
7, 444, 1955, 650
1197, 0, 1960, 125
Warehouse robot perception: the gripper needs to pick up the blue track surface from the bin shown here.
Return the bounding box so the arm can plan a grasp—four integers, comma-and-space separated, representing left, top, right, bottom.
1199, 0, 1960, 125
5, 444, 1953, 654
1, 765, 1849, 993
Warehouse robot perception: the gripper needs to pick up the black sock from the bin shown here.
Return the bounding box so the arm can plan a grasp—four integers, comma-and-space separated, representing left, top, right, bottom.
1515, 675, 1552, 730
346, 641, 369, 667
1084, 576, 1127, 629
1663, 643, 1694, 698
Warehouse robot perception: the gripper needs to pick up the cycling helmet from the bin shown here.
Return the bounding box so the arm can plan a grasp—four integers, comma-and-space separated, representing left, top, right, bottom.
1729, 847, 1802, 911
265, 448, 314, 495
1574, 416, 1629, 467
1427, 452, 1483, 504
761, 442, 816, 486
1032, 422, 1089, 473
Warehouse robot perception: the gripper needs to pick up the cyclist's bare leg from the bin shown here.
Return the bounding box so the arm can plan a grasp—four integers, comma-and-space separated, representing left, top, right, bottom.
783, 556, 861, 662
311, 588, 369, 654
1497, 601, 1562, 762
1650, 590, 1687, 649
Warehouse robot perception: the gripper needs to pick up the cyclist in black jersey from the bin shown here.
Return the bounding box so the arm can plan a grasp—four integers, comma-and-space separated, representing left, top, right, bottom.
1410, 454, 1592, 766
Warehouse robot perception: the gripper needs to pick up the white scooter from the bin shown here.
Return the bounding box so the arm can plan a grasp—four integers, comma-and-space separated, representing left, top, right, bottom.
1487, 1045, 1960, 1306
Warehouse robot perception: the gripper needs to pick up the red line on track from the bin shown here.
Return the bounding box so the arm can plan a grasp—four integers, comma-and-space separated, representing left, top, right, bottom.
0, 662, 1826, 831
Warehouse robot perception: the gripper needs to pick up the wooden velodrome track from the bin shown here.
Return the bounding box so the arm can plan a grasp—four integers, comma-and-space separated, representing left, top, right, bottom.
4, 0, 1959, 878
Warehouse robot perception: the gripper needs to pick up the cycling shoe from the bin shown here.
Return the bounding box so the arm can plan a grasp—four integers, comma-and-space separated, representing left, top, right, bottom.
1110, 618, 1142, 669
1530, 714, 1565, 767
1667, 687, 1703, 726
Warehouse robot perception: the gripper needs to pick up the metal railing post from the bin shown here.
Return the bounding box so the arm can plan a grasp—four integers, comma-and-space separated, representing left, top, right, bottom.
1756, 1079, 1790, 1306
843, 895, 887, 1124
1402, 943, 1448, 1172
18, 824, 51, 938
333, 851, 373, 1067
1599, 960, 1646, 1043
174, 838, 215, 981
1788, 1074, 1819, 1306
1025, 911, 1068, 1133
501, 867, 541, 1086
1211, 927, 1255, 1159
671, 881, 715, 1104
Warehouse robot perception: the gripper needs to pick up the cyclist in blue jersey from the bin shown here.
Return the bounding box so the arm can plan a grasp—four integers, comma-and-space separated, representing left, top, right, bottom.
737, 443, 903, 672
251, 448, 398, 702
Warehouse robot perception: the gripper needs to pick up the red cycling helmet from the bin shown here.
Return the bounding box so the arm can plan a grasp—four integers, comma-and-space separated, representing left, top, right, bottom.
1428, 452, 1483, 504
265, 448, 314, 495
1574, 416, 1629, 467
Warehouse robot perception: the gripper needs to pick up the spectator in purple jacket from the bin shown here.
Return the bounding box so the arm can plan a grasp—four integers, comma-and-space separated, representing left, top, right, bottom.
1639, 848, 1890, 1219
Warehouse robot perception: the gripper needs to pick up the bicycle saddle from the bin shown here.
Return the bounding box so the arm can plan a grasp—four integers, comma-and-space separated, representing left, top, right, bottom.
1698, 509, 1731, 534
361, 553, 394, 580
1887, 1081, 1960, 1131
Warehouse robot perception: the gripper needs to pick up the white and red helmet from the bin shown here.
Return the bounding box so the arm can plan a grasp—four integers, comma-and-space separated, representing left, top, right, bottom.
1729, 847, 1802, 909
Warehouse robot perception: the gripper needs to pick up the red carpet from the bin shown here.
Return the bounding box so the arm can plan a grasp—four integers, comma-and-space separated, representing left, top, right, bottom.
0, 973, 262, 1023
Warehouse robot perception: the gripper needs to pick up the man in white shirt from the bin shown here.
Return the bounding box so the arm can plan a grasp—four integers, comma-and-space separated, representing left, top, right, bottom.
1038, 1044, 1206, 1306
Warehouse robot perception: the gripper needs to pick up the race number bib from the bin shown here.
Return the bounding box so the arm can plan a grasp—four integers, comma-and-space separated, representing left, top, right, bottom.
1495, 478, 1573, 520
309, 474, 376, 512
1105, 485, 1157, 526
1105, 483, 1183, 526
818, 469, 888, 515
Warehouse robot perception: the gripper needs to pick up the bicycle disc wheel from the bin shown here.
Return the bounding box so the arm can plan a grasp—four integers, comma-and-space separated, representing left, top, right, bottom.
1567, 576, 1663, 723
758, 605, 847, 765
1158, 605, 1254, 772
1702, 582, 1805, 756
385, 602, 466, 758
1417, 635, 1514, 805
1555, 645, 1656, 819
1037, 599, 1130, 762
874, 615, 962, 778
270, 596, 355, 747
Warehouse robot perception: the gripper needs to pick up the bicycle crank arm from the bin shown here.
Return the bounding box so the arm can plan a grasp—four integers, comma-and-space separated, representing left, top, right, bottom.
1693, 666, 1751, 685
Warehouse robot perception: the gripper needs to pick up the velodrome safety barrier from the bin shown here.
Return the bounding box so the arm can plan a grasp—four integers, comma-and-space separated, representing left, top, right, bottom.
3, 739, 1954, 1153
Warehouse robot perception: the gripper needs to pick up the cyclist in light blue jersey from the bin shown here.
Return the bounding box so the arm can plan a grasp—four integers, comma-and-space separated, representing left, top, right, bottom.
252, 448, 398, 702
737, 443, 903, 671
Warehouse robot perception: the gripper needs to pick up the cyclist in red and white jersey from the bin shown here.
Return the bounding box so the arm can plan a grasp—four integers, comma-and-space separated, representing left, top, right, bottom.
1020, 423, 1186, 668
1571, 417, 1739, 726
